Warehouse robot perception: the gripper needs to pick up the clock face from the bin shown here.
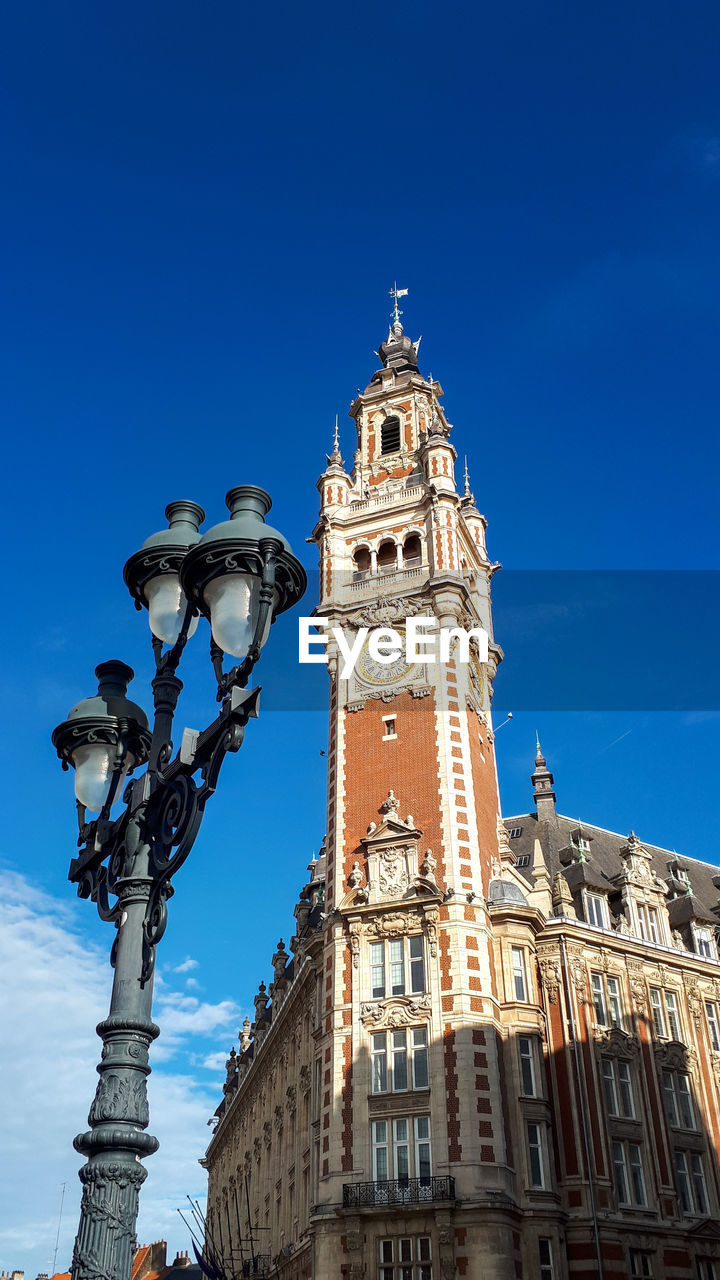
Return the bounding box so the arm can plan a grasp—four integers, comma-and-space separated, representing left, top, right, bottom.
356, 634, 413, 687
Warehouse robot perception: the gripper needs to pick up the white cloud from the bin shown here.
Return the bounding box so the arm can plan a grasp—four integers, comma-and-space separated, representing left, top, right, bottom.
0, 869, 233, 1278
172, 956, 200, 973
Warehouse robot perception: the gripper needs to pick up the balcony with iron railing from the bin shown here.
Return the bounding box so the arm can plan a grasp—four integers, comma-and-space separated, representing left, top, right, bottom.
342, 1176, 456, 1209
241, 1256, 271, 1278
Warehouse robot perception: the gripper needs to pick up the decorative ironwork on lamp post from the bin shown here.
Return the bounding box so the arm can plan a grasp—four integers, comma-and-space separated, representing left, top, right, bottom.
52, 486, 306, 1280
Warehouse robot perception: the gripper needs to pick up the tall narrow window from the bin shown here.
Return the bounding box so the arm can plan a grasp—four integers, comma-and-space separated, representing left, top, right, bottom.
380, 416, 402, 455
675, 1150, 708, 1215
539, 1240, 554, 1280
519, 1035, 537, 1096
613, 1141, 646, 1206
390, 938, 405, 995
650, 987, 666, 1037
630, 1252, 653, 1277
527, 1122, 544, 1188
371, 942, 386, 999
695, 927, 715, 959
592, 973, 622, 1028
409, 935, 425, 993
706, 1001, 720, 1052
512, 948, 528, 1001
585, 893, 606, 927
371, 1033, 388, 1094
411, 1028, 429, 1088
373, 1120, 389, 1181
414, 1116, 432, 1184
664, 990, 681, 1040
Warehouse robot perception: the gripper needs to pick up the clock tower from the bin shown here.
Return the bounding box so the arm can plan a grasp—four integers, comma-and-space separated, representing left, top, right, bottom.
307, 306, 531, 1278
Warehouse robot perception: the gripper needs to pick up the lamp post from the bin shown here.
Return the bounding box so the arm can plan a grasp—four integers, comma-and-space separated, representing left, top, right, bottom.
52, 486, 306, 1280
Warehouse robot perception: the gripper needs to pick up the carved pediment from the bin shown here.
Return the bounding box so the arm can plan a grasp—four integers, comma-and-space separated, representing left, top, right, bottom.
688, 1217, 720, 1240
654, 1039, 697, 1071
360, 994, 432, 1029
361, 795, 423, 904
595, 1027, 640, 1058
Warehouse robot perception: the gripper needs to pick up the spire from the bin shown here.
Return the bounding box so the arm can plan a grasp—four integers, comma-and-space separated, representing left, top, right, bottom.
377, 285, 421, 375
325, 414, 343, 468
531, 737, 557, 822
460, 455, 477, 506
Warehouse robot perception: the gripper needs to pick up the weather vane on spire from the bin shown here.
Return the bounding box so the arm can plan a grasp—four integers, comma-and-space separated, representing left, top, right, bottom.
389, 282, 408, 328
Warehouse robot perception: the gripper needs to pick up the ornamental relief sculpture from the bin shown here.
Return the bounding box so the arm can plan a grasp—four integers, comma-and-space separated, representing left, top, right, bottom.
360, 994, 432, 1029
595, 1026, 640, 1059
654, 1040, 697, 1072
378, 845, 410, 898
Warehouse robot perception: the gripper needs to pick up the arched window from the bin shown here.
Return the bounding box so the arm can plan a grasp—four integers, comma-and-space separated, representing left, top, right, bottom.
377, 540, 397, 574
403, 534, 422, 568
352, 547, 371, 581
380, 416, 401, 456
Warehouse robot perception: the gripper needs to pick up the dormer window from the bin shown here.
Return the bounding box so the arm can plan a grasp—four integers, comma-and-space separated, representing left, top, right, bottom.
694, 926, 715, 959
584, 892, 607, 928
636, 903, 660, 944
380, 416, 401, 455
579, 837, 591, 854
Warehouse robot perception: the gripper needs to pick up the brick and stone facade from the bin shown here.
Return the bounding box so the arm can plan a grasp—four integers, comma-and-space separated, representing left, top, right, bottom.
204, 316, 720, 1280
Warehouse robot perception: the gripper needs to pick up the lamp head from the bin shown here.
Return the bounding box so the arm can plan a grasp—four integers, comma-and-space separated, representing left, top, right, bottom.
52, 660, 151, 812
180, 485, 306, 660
123, 501, 206, 645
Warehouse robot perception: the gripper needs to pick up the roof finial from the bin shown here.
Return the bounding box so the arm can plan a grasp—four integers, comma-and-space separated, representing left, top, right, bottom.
389, 282, 408, 331
326, 413, 343, 467
463, 456, 472, 499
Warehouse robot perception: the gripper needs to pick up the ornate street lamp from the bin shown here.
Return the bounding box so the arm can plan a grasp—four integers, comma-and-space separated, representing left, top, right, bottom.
52, 486, 305, 1280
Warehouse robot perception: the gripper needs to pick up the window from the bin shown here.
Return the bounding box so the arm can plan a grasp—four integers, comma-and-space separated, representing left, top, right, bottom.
585, 893, 607, 927
382, 715, 397, 740
371, 1028, 428, 1093
695, 926, 715, 959
697, 1261, 719, 1280
403, 534, 422, 568
379, 1237, 432, 1280
508, 827, 523, 839
579, 836, 591, 853
370, 937, 425, 999
518, 1035, 538, 1097
539, 1240, 554, 1280
512, 947, 528, 1001
637, 902, 661, 944
591, 973, 622, 1028
378, 540, 398, 573
601, 1057, 635, 1118
372, 1117, 432, 1184
515, 854, 530, 868
706, 1001, 720, 1052
675, 1150, 709, 1216
352, 546, 371, 580
527, 1122, 545, 1188
380, 416, 402, 455
630, 1252, 654, 1277
662, 1070, 695, 1130
650, 988, 682, 1040
612, 1141, 646, 1206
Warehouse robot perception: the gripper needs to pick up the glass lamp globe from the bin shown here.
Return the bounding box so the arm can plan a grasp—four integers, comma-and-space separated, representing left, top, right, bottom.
145, 573, 200, 646
203, 574, 278, 659
123, 500, 205, 644
72, 741, 137, 812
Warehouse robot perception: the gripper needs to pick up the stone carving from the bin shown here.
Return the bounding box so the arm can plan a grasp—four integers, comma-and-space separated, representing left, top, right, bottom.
538, 956, 561, 1004
437, 1225, 453, 1246
286, 1085, 297, 1116
379, 846, 410, 898
274, 1105, 284, 1132
424, 910, 439, 958
349, 925, 362, 968
351, 596, 423, 627
595, 1027, 640, 1058
624, 959, 646, 1013
253, 1137, 262, 1163
684, 976, 703, 1027
654, 1041, 697, 1071
272, 940, 289, 981
349, 862, 365, 889
299, 1064, 311, 1094
421, 849, 437, 880
366, 912, 414, 939
263, 1121, 272, 1150
360, 994, 432, 1029
381, 789, 400, 815
346, 1230, 362, 1251
239, 1017, 252, 1051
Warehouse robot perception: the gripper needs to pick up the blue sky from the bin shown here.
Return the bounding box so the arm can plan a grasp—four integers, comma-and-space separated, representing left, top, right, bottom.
2, 0, 720, 1273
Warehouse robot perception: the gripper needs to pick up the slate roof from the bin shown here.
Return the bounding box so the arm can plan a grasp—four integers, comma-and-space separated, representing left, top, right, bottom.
503, 811, 720, 919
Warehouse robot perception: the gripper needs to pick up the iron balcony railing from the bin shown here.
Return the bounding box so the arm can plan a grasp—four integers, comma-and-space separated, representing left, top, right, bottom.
241, 1256, 271, 1278
342, 1176, 455, 1209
